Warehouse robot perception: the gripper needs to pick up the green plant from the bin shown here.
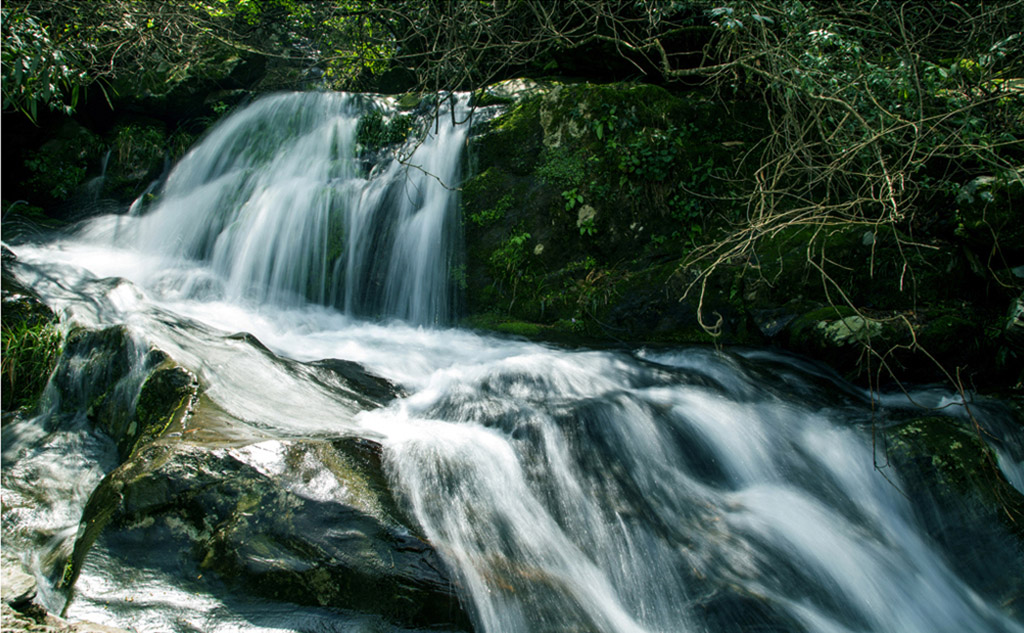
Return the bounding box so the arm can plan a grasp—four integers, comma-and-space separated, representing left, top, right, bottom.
490, 229, 532, 277
1, 7, 87, 123
24, 151, 88, 200
113, 123, 165, 169
489, 228, 534, 309
562, 188, 584, 211
469, 193, 513, 227
1, 320, 62, 411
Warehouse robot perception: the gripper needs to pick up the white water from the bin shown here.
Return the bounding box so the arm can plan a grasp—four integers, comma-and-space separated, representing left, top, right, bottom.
98, 91, 466, 324
3, 92, 1023, 633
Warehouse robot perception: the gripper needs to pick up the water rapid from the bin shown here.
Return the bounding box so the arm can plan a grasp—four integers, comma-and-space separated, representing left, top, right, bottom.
3, 92, 1022, 633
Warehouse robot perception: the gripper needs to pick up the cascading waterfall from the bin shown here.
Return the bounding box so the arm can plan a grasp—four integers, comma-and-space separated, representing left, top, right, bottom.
3, 91, 1023, 633
117, 91, 467, 324
377, 348, 1024, 633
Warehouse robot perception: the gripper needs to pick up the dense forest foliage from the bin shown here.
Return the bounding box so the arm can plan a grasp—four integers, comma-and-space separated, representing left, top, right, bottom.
3, 0, 1023, 390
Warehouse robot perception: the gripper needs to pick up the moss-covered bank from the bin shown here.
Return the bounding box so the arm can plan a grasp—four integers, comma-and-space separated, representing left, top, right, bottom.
459, 80, 1024, 393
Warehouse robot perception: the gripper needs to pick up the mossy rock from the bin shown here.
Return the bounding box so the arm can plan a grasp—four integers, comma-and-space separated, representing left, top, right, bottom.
888, 417, 1020, 510
776, 303, 918, 381
51, 325, 138, 428
67, 440, 471, 630
48, 322, 200, 460
471, 97, 545, 176
395, 92, 423, 110
471, 78, 552, 108
462, 81, 758, 336
125, 361, 198, 458
885, 416, 1024, 609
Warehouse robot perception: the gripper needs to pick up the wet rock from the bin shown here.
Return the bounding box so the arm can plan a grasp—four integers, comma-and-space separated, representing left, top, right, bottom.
67, 439, 471, 630
2, 555, 131, 633
1, 602, 131, 633
885, 416, 1024, 614
227, 331, 402, 407
125, 362, 198, 457
50, 326, 197, 460
2, 557, 38, 608
308, 358, 405, 402
752, 308, 797, 339
695, 590, 806, 633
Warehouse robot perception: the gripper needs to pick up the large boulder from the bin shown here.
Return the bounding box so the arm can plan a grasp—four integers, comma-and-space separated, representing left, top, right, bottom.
885, 414, 1024, 613
66, 438, 472, 630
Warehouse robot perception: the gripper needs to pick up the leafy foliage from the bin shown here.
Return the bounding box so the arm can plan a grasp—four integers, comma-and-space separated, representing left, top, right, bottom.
468, 193, 513, 228
1, 319, 62, 411
489, 228, 534, 309
1, 8, 87, 123
678, 0, 1024, 388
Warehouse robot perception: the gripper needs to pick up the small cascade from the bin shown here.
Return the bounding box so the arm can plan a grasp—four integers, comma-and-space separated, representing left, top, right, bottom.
127, 154, 170, 216
127, 91, 469, 325
80, 149, 112, 204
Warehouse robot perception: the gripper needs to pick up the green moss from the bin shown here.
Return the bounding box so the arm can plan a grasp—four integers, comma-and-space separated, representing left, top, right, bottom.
480, 99, 543, 174
464, 313, 547, 337
889, 416, 1024, 537
917, 310, 976, 349
789, 305, 858, 337
536, 145, 588, 189
395, 93, 422, 110
129, 364, 197, 458
462, 82, 761, 346
471, 89, 515, 108
356, 110, 413, 150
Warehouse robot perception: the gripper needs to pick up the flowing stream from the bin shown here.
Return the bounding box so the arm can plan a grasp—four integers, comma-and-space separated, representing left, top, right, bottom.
3, 92, 1023, 633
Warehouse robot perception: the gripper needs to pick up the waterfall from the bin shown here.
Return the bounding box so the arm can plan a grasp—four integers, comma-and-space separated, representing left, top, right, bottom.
4, 90, 1023, 633
127, 91, 468, 325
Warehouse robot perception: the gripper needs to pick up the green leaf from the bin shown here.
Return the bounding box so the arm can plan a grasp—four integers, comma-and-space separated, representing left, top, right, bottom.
595, 122, 604, 140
